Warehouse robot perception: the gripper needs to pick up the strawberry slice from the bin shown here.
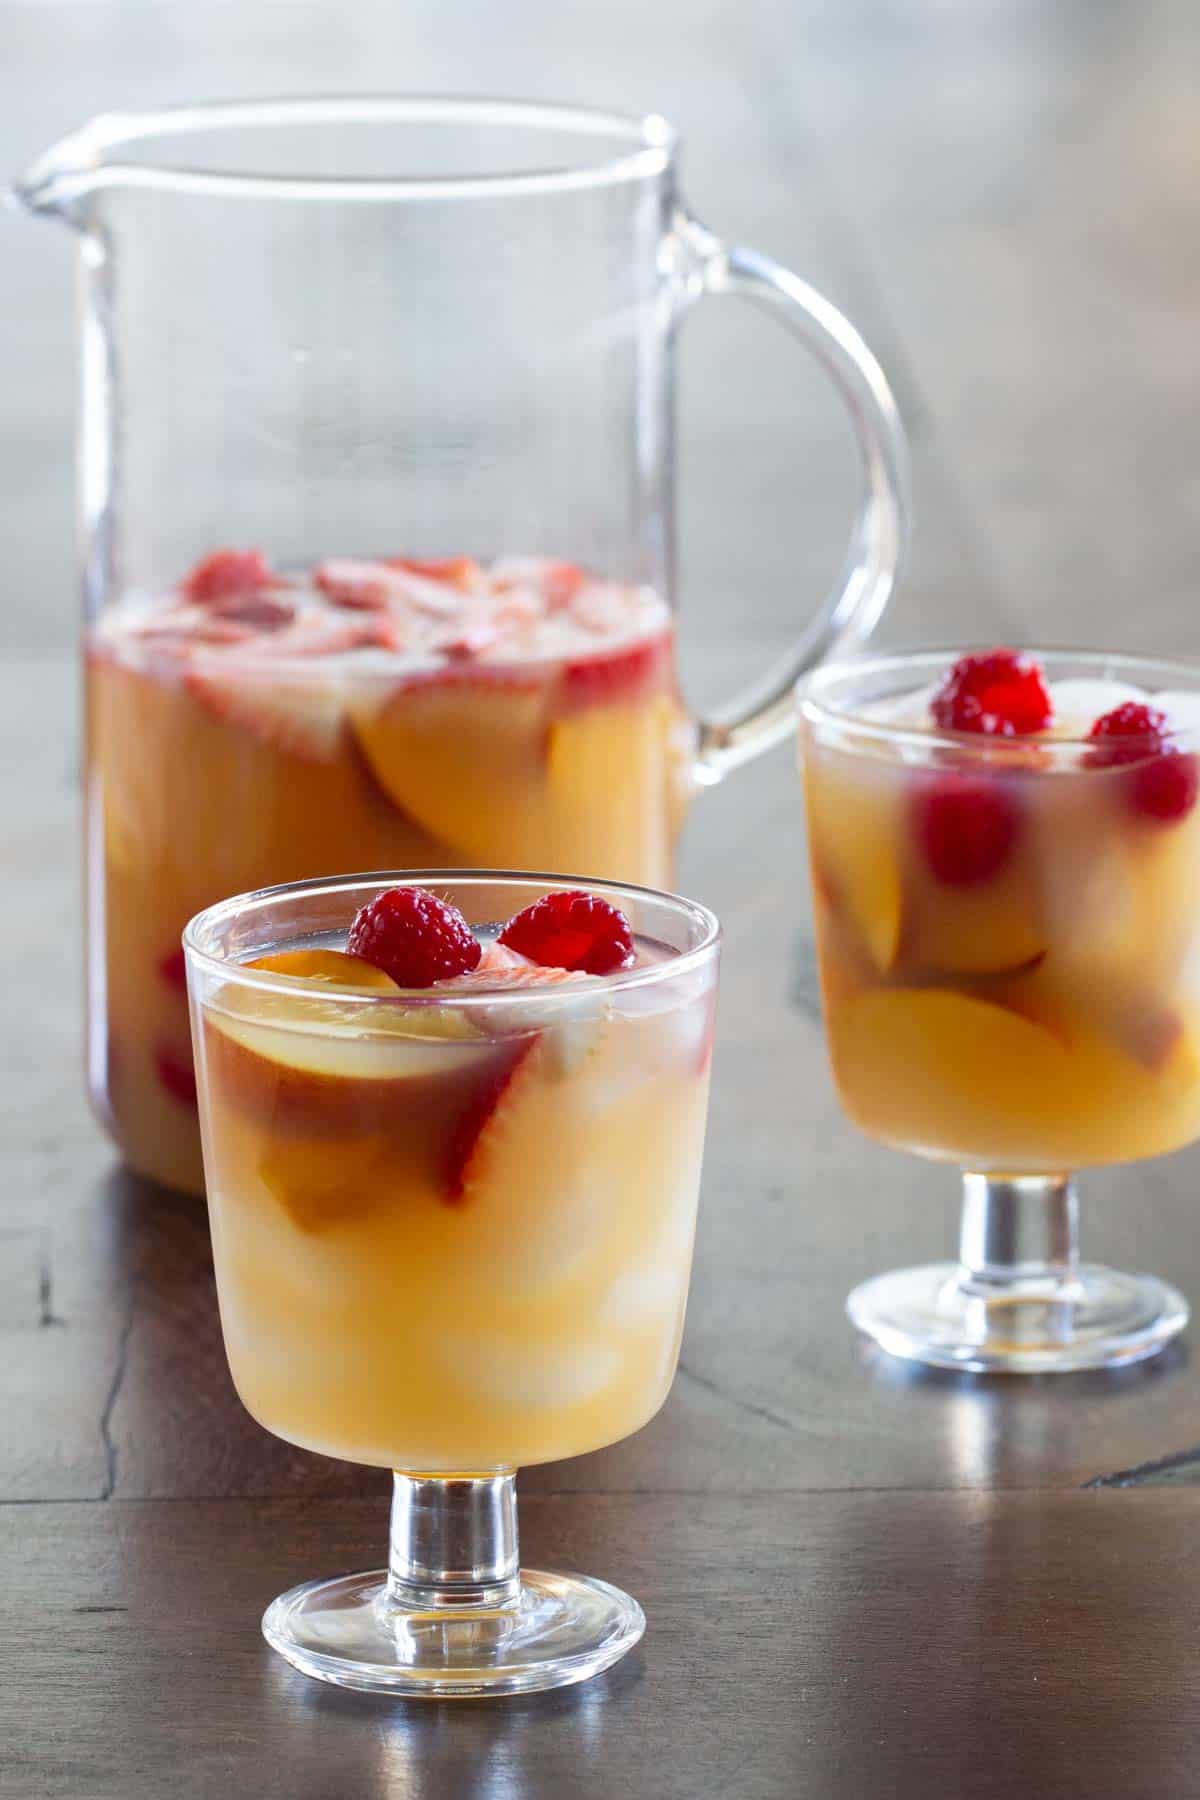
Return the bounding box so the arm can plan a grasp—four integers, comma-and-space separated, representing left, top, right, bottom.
492, 557, 586, 611
443, 1034, 542, 1203
385, 556, 480, 591
182, 548, 274, 604
136, 619, 256, 649
314, 559, 395, 610
184, 667, 345, 760
559, 632, 673, 712
237, 611, 392, 658
205, 593, 295, 631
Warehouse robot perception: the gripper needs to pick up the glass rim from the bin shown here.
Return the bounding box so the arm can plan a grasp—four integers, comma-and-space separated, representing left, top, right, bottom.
17, 94, 678, 208
799, 646, 1200, 757
182, 869, 721, 1008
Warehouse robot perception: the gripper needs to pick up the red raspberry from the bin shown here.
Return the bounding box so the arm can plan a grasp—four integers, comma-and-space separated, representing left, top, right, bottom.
183, 548, 274, 604
1085, 701, 1168, 763
913, 773, 1019, 886
1086, 702, 1198, 822
931, 650, 1053, 737
347, 887, 482, 987
498, 889, 635, 975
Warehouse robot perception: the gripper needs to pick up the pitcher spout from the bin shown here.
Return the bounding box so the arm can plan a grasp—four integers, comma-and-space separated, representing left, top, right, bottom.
13, 114, 129, 226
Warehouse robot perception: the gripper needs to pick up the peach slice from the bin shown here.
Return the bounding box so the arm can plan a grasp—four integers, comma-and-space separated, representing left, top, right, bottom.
348, 670, 555, 865
804, 758, 904, 973
257, 1130, 396, 1234
830, 987, 1073, 1160
209, 996, 485, 1085
245, 948, 398, 992
902, 862, 1046, 978
545, 695, 676, 884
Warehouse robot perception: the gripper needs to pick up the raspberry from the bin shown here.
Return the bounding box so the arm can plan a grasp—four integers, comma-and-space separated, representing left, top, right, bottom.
1085, 701, 1167, 763
913, 773, 1019, 886
182, 548, 274, 604
347, 887, 482, 988
1135, 755, 1199, 821
931, 650, 1053, 737
498, 889, 635, 975
1086, 702, 1198, 823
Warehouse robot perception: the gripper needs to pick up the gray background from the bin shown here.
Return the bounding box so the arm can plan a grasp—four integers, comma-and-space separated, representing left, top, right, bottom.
9, 0, 1198, 668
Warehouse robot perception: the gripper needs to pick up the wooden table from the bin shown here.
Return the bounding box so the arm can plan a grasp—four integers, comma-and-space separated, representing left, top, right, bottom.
6, 3, 1200, 1795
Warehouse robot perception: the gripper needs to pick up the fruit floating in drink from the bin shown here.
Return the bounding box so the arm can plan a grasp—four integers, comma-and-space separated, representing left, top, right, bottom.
800, 648, 1200, 1372
183, 872, 720, 1694
88, 549, 690, 1193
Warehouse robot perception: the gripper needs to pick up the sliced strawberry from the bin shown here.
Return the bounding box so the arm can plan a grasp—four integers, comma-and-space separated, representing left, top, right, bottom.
182, 549, 274, 604
443, 1034, 541, 1204
155, 1044, 198, 1110
493, 557, 586, 611
438, 624, 500, 661
385, 556, 480, 591
134, 618, 256, 649
184, 667, 345, 760
314, 559, 395, 610
237, 612, 392, 658
559, 632, 672, 712
441, 941, 584, 991
542, 562, 587, 610
205, 594, 294, 631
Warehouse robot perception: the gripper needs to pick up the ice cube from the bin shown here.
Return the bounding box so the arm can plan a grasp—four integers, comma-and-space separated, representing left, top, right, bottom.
863, 683, 939, 729
497, 1178, 608, 1292
1049, 678, 1148, 736
439, 1332, 622, 1409
1152, 691, 1200, 743
600, 1262, 687, 1327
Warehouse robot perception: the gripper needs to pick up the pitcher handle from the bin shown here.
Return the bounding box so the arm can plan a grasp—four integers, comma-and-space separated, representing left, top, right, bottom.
674, 217, 910, 784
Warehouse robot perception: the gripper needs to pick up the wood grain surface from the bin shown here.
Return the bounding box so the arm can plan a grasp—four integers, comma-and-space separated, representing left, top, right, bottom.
6, 1491, 1200, 1800
4, 1, 1200, 1794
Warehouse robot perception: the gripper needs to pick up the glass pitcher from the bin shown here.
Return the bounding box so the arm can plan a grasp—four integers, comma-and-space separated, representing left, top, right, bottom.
18, 96, 908, 1195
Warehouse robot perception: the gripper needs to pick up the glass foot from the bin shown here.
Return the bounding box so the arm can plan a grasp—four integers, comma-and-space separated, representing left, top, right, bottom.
847, 1261, 1189, 1373
262, 1567, 645, 1697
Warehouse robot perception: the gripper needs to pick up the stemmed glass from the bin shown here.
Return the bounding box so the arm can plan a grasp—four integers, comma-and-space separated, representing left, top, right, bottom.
799, 650, 1200, 1373
183, 871, 720, 1694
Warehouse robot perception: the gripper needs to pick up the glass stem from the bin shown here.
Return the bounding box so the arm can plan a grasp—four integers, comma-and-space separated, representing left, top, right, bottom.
384, 1471, 521, 1613
957, 1172, 1081, 1295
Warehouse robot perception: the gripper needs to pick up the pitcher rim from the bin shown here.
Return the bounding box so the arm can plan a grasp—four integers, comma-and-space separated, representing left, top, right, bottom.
15, 93, 679, 211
